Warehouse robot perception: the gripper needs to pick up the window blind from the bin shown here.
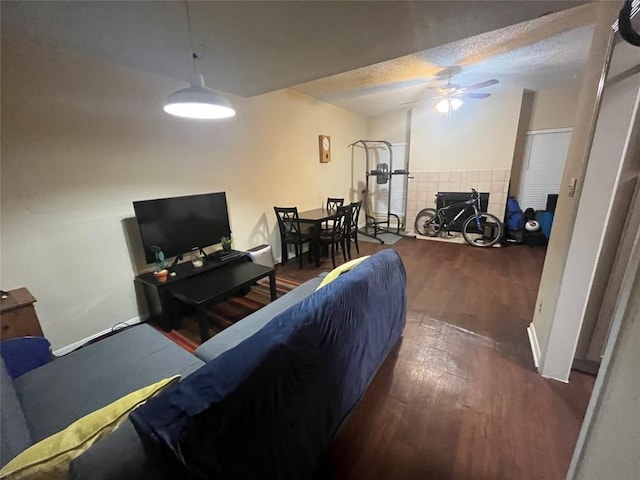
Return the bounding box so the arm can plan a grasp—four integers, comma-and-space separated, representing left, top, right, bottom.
518, 131, 572, 211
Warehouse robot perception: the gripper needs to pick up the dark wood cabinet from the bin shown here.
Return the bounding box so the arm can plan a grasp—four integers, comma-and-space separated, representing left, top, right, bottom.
0, 288, 44, 340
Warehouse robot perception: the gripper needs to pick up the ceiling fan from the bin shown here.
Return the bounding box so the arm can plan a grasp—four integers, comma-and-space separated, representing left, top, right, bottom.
404, 78, 499, 117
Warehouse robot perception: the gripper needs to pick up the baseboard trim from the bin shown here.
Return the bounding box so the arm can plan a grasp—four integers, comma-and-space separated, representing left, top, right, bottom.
53, 315, 146, 356
541, 372, 569, 383
527, 322, 541, 370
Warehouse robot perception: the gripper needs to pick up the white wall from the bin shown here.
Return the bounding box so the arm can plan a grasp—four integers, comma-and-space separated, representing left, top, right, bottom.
402, 89, 523, 223
536, 31, 640, 382
0, 33, 367, 350
367, 88, 525, 175
367, 110, 410, 145
409, 88, 524, 172
529, 1, 621, 367
567, 191, 640, 480
527, 83, 582, 131
567, 11, 640, 479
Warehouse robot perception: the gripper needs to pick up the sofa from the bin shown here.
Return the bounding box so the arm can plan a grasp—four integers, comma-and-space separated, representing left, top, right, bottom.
1, 249, 407, 479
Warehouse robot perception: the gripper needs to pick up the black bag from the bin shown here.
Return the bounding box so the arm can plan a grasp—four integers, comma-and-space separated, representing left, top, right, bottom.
524, 208, 536, 222
506, 197, 525, 232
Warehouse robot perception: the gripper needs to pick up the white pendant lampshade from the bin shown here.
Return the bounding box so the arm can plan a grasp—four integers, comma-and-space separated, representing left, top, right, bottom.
164, 73, 235, 120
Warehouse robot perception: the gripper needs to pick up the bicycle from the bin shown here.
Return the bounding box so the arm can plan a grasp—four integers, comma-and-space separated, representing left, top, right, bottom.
414, 189, 503, 247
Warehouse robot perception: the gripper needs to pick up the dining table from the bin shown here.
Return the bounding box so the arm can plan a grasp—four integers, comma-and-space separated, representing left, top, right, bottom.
297, 207, 336, 267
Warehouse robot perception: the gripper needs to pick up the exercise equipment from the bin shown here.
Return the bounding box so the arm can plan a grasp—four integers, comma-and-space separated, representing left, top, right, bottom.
349, 140, 410, 243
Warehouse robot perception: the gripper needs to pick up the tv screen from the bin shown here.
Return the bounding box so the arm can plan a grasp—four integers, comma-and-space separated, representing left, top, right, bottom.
133, 192, 232, 264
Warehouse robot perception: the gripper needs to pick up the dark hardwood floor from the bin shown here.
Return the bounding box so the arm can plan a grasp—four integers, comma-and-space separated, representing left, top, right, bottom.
277, 237, 595, 480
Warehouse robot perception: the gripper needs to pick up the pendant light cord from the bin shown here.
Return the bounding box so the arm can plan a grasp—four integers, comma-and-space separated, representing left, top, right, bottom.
184, 0, 198, 73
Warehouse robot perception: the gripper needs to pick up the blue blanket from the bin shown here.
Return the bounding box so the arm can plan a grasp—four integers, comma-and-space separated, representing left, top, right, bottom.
130, 249, 407, 479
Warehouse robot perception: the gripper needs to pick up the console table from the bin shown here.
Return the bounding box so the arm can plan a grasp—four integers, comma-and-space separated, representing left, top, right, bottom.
135, 251, 276, 340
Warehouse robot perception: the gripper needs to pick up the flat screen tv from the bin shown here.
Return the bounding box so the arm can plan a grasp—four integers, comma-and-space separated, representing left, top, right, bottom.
133, 192, 231, 264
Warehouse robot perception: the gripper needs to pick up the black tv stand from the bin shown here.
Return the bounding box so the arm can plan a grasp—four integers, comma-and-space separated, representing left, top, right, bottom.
135, 249, 250, 331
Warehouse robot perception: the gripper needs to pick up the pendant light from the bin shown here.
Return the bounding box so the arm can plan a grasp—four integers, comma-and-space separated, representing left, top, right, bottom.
164, 2, 235, 120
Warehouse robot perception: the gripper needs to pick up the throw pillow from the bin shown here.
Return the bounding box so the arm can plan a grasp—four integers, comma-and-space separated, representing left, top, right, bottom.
0, 375, 180, 480
316, 255, 370, 290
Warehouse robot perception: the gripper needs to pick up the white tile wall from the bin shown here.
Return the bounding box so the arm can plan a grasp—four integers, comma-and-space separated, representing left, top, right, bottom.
407, 168, 511, 233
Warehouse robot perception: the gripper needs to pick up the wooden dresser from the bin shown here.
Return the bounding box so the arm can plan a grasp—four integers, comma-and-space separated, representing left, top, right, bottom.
0, 288, 44, 340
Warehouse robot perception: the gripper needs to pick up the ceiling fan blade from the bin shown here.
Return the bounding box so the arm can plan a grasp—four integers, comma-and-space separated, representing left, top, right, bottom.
464, 79, 499, 91
400, 98, 426, 106
434, 66, 463, 80
401, 92, 446, 105
463, 92, 491, 99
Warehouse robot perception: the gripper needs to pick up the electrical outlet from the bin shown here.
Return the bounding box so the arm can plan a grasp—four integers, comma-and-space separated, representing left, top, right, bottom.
538, 302, 543, 314
568, 178, 577, 197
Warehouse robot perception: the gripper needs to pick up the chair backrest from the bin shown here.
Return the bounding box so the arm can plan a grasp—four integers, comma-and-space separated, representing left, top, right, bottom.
274, 207, 303, 239
325, 205, 350, 241
326, 197, 344, 211
349, 201, 362, 230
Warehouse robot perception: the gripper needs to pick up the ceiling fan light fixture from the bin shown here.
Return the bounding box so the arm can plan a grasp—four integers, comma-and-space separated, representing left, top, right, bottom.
164, 73, 236, 120
435, 98, 450, 114
435, 97, 463, 114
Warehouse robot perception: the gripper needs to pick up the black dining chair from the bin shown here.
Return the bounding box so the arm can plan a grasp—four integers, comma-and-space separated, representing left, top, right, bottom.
346, 201, 362, 260
323, 197, 345, 231
274, 207, 313, 268
317, 205, 350, 268
326, 197, 344, 210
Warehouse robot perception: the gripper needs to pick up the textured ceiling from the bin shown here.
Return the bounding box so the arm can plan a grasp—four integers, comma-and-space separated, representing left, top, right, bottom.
2, 0, 587, 102
294, 4, 596, 117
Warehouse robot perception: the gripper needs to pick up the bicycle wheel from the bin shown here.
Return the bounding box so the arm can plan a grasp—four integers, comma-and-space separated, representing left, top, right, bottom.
462, 213, 503, 247
414, 208, 441, 237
